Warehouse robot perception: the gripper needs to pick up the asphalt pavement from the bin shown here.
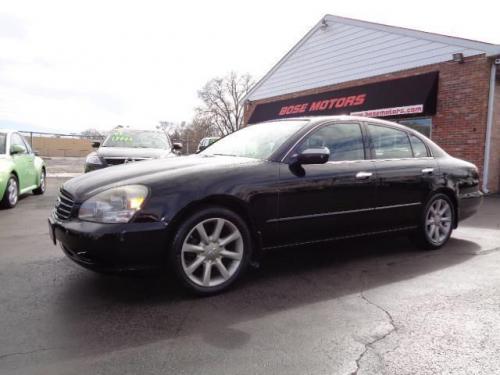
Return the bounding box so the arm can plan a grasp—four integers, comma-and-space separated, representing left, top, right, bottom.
1, 177, 500, 375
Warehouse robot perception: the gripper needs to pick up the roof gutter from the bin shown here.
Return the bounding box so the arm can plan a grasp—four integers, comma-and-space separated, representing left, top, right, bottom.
482, 60, 497, 193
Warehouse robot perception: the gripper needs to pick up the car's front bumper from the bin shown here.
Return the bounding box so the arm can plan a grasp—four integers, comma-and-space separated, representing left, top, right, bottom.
48, 215, 170, 272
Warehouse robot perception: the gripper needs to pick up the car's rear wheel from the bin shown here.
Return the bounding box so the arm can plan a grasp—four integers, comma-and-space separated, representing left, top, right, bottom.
33, 168, 46, 195
1, 175, 19, 209
412, 193, 455, 250
170, 206, 252, 295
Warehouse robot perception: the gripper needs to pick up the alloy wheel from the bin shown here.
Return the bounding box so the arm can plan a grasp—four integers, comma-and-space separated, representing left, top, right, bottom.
8, 178, 18, 206
181, 217, 244, 287
40, 170, 46, 192
425, 198, 452, 246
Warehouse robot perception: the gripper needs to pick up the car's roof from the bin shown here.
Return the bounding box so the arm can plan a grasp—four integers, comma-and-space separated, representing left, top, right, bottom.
261, 115, 423, 135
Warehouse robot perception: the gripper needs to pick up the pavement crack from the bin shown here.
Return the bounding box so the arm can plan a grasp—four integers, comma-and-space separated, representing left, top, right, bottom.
174, 300, 195, 337
349, 273, 398, 375
0, 347, 56, 361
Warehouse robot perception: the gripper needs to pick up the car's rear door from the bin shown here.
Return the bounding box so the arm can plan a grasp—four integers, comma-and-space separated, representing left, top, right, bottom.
365, 123, 437, 231
276, 121, 377, 246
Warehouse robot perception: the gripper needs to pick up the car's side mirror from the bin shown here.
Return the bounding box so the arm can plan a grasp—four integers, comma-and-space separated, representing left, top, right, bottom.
198, 145, 207, 152
10, 144, 26, 155
295, 147, 330, 165
173, 142, 183, 151
91, 141, 101, 148
33, 150, 40, 156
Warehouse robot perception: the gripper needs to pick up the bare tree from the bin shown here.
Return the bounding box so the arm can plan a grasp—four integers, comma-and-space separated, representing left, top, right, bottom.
80, 128, 105, 141
195, 72, 254, 136
158, 120, 210, 154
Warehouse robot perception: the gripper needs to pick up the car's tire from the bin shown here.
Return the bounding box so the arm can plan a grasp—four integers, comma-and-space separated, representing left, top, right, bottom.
169, 206, 252, 295
33, 168, 46, 195
0, 174, 19, 209
411, 193, 455, 250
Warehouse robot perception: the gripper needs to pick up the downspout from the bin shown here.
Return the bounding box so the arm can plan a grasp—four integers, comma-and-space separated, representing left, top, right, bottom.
482, 61, 497, 193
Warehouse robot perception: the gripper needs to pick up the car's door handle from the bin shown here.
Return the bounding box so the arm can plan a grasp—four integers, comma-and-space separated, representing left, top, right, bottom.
355, 171, 373, 179
422, 168, 434, 175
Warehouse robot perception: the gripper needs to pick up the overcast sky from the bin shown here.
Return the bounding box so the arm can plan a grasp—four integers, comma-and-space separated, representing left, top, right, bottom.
0, 0, 499, 133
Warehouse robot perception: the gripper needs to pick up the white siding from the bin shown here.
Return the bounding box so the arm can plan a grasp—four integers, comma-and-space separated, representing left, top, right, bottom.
247, 16, 496, 101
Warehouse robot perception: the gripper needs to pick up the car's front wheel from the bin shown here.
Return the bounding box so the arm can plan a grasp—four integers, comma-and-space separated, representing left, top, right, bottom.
1, 175, 19, 209
412, 193, 455, 250
170, 206, 252, 295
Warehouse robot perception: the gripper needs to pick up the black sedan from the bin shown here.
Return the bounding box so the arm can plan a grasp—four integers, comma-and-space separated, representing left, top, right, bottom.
49, 116, 482, 294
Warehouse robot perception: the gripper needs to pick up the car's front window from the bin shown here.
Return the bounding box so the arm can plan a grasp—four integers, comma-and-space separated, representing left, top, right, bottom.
0, 133, 6, 154
201, 120, 308, 160
297, 123, 365, 161
102, 130, 171, 149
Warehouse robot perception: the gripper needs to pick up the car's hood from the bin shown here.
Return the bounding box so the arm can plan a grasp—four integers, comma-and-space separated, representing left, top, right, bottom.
97, 146, 174, 159
63, 155, 262, 200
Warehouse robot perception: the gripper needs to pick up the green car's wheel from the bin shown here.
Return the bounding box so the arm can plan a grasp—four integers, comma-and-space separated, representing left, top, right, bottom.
1, 174, 19, 209
33, 168, 46, 195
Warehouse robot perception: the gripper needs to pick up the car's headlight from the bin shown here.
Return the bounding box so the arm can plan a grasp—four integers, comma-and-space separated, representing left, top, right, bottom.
78, 185, 149, 223
86, 152, 102, 165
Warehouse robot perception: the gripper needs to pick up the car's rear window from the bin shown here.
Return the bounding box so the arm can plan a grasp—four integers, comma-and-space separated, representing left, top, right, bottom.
369, 125, 413, 159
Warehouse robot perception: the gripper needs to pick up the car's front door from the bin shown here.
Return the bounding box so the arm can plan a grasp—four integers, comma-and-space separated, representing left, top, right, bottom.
20, 134, 37, 187
9, 133, 33, 190
365, 123, 437, 231
276, 121, 377, 246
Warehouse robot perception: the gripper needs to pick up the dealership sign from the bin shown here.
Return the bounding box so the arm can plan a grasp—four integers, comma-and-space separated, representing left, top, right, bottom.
247, 72, 439, 124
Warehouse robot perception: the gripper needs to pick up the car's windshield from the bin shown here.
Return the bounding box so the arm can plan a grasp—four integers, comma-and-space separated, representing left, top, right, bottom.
102, 129, 171, 149
0, 133, 6, 154
200, 120, 308, 160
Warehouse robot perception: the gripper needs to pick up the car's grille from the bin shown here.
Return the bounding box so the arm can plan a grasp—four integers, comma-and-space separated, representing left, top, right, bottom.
104, 158, 126, 165
54, 189, 75, 221
104, 158, 149, 166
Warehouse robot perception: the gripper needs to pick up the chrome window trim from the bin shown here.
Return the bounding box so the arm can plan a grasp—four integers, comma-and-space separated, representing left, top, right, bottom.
370, 156, 435, 162
267, 202, 421, 224
325, 159, 370, 165
323, 156, 435, 164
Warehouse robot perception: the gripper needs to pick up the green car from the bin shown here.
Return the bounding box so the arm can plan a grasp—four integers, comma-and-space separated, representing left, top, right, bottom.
0, 130, 46, 208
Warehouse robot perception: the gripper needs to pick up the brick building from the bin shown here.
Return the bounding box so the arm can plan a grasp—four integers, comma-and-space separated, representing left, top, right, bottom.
243, 15, 500, 193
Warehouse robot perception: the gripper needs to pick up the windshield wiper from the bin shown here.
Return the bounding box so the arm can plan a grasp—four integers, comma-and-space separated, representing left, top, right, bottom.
211, 153, 236, 157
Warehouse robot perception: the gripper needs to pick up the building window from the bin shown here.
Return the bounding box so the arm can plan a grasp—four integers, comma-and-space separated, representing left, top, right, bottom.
397, 118, 432, 137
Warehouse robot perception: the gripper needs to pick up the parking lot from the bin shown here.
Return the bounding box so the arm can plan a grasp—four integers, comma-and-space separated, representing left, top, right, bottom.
1, 175, 500, 375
